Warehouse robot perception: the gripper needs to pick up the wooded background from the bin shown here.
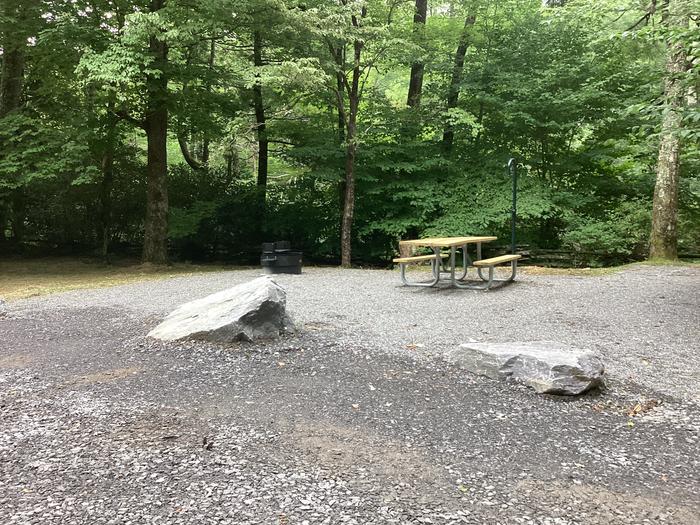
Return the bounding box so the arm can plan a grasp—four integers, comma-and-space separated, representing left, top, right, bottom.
0, 0, 698, 266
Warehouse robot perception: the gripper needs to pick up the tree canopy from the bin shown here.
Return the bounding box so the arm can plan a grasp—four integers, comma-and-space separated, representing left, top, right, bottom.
1, 0, 698, 265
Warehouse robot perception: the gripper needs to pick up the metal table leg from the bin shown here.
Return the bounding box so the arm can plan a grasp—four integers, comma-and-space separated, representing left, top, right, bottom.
399, 255, 441, 287
477, 243, 489, 281
453, 266, 494, 290
457, 243, 472, 281
474, 260, 519, 288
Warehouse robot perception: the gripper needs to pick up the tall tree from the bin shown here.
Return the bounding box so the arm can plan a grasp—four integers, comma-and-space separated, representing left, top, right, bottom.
252, 29, 269, 193
649, 0, 690, 260
79, 0, 240, 263
317, 0, 402, 267
406, 0, 427, 107
0, 14, 24, 118
140, 0, 170, 264
337, 2, 367, 268
0, 0, 41, 243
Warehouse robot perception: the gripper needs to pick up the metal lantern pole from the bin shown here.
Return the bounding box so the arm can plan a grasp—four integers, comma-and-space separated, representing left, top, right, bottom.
508, 157, 517, 255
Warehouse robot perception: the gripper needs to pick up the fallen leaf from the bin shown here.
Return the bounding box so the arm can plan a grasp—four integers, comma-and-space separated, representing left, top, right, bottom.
627, 399, 660, 417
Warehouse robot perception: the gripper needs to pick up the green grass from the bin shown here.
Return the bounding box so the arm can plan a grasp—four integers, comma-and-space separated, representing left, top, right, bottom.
644, 258, 700, 266
0, 257, 231, 301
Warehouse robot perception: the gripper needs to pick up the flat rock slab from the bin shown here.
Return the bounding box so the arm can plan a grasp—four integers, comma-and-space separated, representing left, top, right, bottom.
148, 276, 294, 343
446, 342, 604, 395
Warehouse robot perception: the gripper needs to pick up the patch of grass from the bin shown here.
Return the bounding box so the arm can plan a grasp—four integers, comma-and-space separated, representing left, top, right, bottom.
521, 259, 699, 276
0, 257, 234, 301
644, 257, 700, 266
519, 265, 618, 276
399, 264, 620, 277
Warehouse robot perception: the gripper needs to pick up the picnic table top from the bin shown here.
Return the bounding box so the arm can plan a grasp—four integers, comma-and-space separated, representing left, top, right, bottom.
399, 236, 497, 248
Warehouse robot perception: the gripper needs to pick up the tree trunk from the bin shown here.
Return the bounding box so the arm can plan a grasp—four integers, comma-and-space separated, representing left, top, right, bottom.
177, 134, 203, 170
406, 0, 428, 107
335, 47, 346, 144
0, 47, 24, 118
0, 15, 27, 247
252, 29, 268, 240
340, 104, 357, 268
649, 0, 689, 260
442, 15, 475, 153
142, 0, 169, 264
340, 36, 363, 268
253, 30, 268, 191
99, 98, 117, 262
0, 0, 28, 116
201, 39, 215, 165
332, 44, 347, 250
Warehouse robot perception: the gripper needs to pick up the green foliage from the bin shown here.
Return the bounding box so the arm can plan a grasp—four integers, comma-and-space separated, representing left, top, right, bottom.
0, 112, 96, 189
562, 200, 652, 265
1, 0, 698, 264
169, 201, 219, 239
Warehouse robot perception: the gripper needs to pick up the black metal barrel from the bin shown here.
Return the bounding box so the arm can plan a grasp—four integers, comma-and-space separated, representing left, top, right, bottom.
261, 241, 302, 274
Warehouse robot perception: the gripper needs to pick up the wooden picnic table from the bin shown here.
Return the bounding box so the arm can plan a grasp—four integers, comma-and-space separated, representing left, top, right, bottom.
395, 235, 521, 290
398, 236, 496, 287
399, 236, 497, 249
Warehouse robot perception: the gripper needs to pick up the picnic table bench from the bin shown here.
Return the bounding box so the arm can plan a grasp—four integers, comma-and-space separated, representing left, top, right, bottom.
393, 236, 521, 290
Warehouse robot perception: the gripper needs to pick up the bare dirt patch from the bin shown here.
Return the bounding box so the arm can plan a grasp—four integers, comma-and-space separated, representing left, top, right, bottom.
113, 410, 205, 446
0, 354, 33, 368
69, 367, 144, 386
285, 419, 450, 502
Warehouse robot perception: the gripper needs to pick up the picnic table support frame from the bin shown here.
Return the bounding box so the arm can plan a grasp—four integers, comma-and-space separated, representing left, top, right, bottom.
436, 244, 471, 280
398, 257, 441, 287
475, 260, 518, 289
395, 236, 499, 289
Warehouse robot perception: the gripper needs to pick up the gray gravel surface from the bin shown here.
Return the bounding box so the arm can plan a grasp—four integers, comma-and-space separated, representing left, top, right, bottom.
1, 265, 698, 524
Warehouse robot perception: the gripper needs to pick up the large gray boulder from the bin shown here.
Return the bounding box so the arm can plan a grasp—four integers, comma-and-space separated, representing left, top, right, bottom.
0, 297, 7, 317
446, 342, 604, 395
148, 276, 294, 343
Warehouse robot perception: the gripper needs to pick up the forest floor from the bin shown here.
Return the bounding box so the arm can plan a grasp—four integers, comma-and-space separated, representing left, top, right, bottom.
1, 265, 698, 524
3, 256, 696, 301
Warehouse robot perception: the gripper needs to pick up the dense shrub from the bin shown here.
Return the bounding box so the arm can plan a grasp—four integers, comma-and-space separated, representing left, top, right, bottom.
561, 200, 651, 266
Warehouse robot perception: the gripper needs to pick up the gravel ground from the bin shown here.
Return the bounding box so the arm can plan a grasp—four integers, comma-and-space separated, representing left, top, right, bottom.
1, 264, 698, 524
